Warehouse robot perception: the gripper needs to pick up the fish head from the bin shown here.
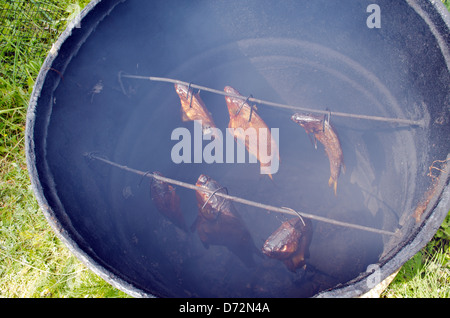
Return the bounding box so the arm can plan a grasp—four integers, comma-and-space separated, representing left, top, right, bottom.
174, 83, 190, 100
195, 174, 211, 188
150, 172, 176, 202
291, 113, 323, 130
150, 171, 170, 195
195, 174, 226, 220
224, 86, 245, 117
150, 171, 179, 212
262, 219, 302, 260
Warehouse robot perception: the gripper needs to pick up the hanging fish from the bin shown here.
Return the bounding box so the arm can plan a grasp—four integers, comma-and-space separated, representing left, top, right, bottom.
174, 83, 220, 141
192, 174, 260, 267
291, 113, 345, 195
262, 217, 313, 273
224, 86, 280, 179
150, 171, 188, 231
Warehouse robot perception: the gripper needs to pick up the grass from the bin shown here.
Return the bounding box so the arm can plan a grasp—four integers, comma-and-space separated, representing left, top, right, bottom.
381, 245, 450, 298
0, 0, 129, 298
381, 214, 450, 298
444, 0, 450, 10
0, 0, 449, 298
0, 153, 128, 297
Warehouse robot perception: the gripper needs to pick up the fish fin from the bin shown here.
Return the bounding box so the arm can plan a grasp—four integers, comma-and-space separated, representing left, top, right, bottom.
181, 109, 190, 122
307, 133, 318, 149
291, 253, 306, 270
267, 173, 278, 187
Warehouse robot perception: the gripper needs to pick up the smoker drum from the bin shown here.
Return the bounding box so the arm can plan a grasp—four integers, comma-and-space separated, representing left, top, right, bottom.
26, 0, 450, 297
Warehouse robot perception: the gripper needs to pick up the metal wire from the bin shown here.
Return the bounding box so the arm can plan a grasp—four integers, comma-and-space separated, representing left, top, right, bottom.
119, 73, 425, 127
85, 153, 399, 237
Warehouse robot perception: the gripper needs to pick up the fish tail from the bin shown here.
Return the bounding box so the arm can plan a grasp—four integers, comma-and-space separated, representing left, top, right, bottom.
328, 176, 338, 196
181, 109, 190, 122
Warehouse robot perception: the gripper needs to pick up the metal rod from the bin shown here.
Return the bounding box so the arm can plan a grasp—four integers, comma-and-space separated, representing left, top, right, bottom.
86, 153, 398, 237
119, 73, 425, 127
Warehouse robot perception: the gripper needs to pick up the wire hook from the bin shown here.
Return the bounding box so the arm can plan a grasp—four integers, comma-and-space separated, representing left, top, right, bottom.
248, 104, 255, 122
201, 187, 229, 210
187, 82, 195, 108
235, 94, 253, 116
138, 171, 154, 188
281, 207, 306, 226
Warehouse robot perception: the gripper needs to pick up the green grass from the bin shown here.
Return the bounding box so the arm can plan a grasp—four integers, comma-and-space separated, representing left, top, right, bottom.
0, 0, 449, 298
0, 153, 128, 297
444, 0, 450, 10
0, 0, 129, 298
381, 219, 450, 298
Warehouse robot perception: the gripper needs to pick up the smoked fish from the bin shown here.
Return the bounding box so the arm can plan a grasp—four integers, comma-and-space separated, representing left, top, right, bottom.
224, 86, 280, 179
291, 113, 345, 195
174, 83, 220, 141
150, 171, 188, 231
262, 217, 313, 273
192, 174, 259, 267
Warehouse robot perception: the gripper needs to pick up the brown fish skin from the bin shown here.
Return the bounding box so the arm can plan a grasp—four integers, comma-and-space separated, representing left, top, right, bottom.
291, 113, 345, 196
174, 83, 220, 142
193, 174, 260, 267
262, 217, 313, 273
150, 171, 188, 231
224, 86, 280, 179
